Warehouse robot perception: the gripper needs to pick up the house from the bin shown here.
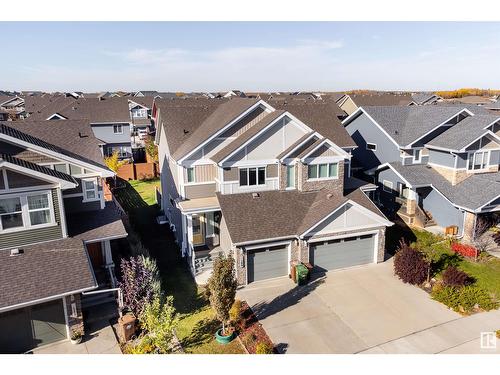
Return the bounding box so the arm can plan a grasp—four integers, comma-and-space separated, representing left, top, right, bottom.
128, 97, 153, 133
336, 93, 413, 116
223, 90, 247, 98
27, 97, 134, 160
155, 97, 391, 286
410, 93, 442, 106
0, 95, 26, 120
0, 119, 127, 353
342, 105, 500, 241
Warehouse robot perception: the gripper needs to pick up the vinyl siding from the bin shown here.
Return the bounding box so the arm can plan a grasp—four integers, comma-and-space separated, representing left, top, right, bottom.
184, 183, 217, 199
419, 187, 464, 234
63, 196, 101, 214
428, 149, 456, 168
0, 188, 63, 249
91, 123, 131, 145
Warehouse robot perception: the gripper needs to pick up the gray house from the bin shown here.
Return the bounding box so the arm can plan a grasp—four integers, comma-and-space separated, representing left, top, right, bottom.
0, 119, 127, 353
343, 105, 500, 240
155, 97, 391, 286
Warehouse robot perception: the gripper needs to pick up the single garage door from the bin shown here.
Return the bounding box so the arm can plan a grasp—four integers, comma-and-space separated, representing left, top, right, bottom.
0, 299, 67, 353
310, 234, 375, 273
247, 245, 288, 283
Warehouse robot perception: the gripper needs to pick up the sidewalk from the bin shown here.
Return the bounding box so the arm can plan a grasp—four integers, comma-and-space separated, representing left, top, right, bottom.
359, 309, 500, 354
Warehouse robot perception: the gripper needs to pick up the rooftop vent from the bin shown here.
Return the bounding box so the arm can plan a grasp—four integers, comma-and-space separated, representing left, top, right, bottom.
10, 248, 24, 256
252, 192, 260, 199
78, 131, 88, 138
183, 129, 189, 135
326, 193, 334, 199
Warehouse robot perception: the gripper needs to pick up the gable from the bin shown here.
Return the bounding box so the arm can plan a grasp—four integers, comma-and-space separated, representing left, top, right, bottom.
309, 203, 384, 236
1, 168, 52, 190
227, 115, 308, 162
308, 144, 341, 158
466, 135, 500, 151
0, 141, 59, 164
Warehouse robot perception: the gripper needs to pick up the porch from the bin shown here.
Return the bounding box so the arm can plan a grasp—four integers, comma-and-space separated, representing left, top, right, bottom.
394, 188, 438, 230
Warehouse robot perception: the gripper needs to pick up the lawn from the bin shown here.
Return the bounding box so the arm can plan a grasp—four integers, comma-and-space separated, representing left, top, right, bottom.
407, 228, 500, 300
114, 178, 245, 354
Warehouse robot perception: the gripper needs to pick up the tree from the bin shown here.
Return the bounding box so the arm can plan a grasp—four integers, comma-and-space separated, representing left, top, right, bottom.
139, 296, 178, 353
144, 136, 158, 163
393, 240, 430, 285
104, 150, 128, 172
207, 253, 237, 335
471, 217, 494, 261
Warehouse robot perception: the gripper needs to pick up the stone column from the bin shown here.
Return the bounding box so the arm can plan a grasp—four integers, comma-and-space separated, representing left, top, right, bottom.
462, 211, 477, 242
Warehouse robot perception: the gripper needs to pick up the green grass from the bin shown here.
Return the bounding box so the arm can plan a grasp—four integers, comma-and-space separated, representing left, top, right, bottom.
459, 258, 500, 299
115, 178, 245, 354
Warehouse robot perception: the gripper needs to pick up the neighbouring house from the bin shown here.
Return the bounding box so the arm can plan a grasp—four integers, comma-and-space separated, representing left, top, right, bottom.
0, 119, 127, 353
0, 95, 26, 120
27, 97, 134, 160
223, 90, 247, 98
155, 97, 391, 286
128, 97, 153, 133
336, 92, 414, 116
410, 93, 443, 106
342, 105, 500, 241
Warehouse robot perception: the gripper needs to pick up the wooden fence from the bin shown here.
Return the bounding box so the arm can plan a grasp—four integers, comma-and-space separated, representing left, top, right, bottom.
116, 162, 159, 180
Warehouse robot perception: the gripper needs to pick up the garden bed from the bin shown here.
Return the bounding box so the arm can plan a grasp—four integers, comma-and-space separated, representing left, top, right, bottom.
236, 301, 275, 354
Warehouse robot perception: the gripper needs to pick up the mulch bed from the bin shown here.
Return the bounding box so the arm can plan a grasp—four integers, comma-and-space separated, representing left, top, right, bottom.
236, 301, 275, 354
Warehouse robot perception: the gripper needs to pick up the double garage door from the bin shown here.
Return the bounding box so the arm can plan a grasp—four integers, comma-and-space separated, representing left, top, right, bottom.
309, 234, 376, 273
0, 299, 67, 353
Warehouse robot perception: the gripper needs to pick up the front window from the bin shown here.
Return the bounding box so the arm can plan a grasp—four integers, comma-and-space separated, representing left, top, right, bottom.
414, 149, 422, 163
239, 167, 265, 186
83, 178, 98, 201
382, 180, 393, 193
286, 165, 295, 188
186, 167, 195, 183
27, 194, 51, 225
366, 143, 377, 151
468, 151, 489, 171
113, 124, 123, 134
0, 197, 23, 230
307, 163, 339, 180
132, 108, 147, 118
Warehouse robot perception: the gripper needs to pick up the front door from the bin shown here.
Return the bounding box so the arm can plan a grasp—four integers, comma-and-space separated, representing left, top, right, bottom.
192, 214, 205, 246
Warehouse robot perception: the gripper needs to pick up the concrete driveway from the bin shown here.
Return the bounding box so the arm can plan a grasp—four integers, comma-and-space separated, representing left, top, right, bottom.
237, 259, 500, 354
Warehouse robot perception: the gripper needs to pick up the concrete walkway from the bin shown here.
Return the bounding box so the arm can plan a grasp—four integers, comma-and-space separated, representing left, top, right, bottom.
238, 259, 500, 354
33, 320, 121, 354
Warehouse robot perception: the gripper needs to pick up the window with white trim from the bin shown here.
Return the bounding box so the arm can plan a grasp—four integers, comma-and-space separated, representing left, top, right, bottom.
186, 167, 195, 183
131, 108, 147, 118
366, 143, 377, 151
382, 180, 393, 193
0, 197, 23, 230
113, 124, 123, 134
413, 149, 422, 163
27, 194, 51, 225
0, 192, 54, 232
83, 178, 99, 201
467, 150, 489, 171
307, 163, 338, 180
239, 167, 265, 186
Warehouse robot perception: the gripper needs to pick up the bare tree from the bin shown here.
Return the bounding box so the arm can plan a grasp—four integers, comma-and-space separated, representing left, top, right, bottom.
471, 217, 494, 261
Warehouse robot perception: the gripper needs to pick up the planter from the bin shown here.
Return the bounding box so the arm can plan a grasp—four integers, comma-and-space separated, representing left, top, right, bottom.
70, 337, 82, 345
215, 328, 235, 344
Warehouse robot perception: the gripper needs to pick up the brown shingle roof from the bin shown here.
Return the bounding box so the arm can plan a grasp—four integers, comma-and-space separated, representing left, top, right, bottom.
0, 238, 97, 309
350, 93, 413, 107
217, 188, 387, 244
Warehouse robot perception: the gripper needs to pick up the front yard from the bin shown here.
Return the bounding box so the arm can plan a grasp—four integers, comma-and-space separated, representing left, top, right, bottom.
114, 178, 246, 354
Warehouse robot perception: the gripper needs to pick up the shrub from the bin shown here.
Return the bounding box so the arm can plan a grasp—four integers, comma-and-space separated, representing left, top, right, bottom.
104, 150, 128, 172
229, 299, 242, 324
124, 335, 155, 354
431, 284, 498, 313
393, 241, 430, 285
255, 341, 274, 354
442, 266, 472, 287
207, 254, 237, 335
431, 284, 460, 310
451, 242, 477, 258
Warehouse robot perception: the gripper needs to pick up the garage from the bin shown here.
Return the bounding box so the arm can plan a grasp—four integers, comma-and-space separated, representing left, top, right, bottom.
0, 299, 67, 353
247, 244, 289, 283
309, 234, 376, 273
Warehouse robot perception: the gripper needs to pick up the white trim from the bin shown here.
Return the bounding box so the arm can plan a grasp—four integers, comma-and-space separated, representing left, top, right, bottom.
234, 235, 295, 247
299, 138, 349, 161
62, 297, 71, 339
0, 160, 76, 190
278, 132, 319, 161
413, 148, 422, 163
245, 240, 292, 251
82, 177, 99, 202
46, 113, 67, 120
57, 188, 68, 238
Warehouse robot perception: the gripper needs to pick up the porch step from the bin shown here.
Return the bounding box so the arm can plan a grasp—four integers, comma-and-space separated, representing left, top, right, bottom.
424, 219, 437, 227
81, 292, 117, 309
194, 250, 224, 275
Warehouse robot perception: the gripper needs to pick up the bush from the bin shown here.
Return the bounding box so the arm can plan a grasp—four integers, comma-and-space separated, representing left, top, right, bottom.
431, 284, 498, 313
393, 241, 430, 285
442, 266, 472, 287
255, 341, 274, 354
229, 299, 242, 324
451, 242, 477, 258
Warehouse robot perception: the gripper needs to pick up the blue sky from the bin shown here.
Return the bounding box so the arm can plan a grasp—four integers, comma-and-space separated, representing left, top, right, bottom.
2, 22, 500, 92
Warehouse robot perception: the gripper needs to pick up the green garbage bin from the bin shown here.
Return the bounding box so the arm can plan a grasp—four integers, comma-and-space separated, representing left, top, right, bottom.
295, 264, 309, 285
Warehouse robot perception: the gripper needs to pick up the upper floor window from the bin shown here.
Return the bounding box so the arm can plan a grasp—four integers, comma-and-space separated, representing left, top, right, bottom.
83, 178, 99, 202
413, 149, 422, 163
113, 124, 123, 134
132, 108, 147, 118
286, 165, 295, 189
307, 163, 338, 180
467, 150, 489, 171
239, 167, 265, 187
186, 167, 195, 183
366, 143, 377, 151
0, 192, 53, 232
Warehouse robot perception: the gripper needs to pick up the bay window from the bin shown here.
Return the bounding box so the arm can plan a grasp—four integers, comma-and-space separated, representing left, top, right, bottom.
239, 167, 265, 186
307, 162, 339, 180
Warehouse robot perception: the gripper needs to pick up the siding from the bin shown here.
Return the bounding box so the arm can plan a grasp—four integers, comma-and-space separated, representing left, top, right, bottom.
219, 215, 233, 253
0, 141, 59, 164
0, 189, 63, 249
91, 123, 131, 145
184, 164, 217, 183
223, 167, 238, 181
309, 144, 339, 158
420, 187, 464, 233
63, 196, 101, 214
345, 112, 401, 170
6, 170, 48, 189
219, 106, 266, 138
377, 168, 406, 194
267, 164, 278, 178
184, 183, 217, 199
428, 149, 455, 168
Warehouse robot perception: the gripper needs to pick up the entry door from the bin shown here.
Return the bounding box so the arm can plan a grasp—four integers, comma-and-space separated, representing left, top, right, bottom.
192, 214, 205, 246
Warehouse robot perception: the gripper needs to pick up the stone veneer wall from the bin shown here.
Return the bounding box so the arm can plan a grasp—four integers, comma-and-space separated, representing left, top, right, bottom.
65, 294, 84, 336
462, 211, 477, 243
297, 161, 344, 193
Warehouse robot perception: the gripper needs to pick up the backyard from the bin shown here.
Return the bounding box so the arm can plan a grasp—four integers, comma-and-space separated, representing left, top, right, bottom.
114, 178, 246, 354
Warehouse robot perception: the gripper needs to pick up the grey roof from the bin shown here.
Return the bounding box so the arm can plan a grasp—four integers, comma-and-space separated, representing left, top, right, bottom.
0, 153, 77, 185
358, 106, 469, 147
427, 115, 500, 151
350, 93, 413, 107
66, 202, 127, 242
217, 188, 387, 244
3, 120, 108, 169
384, 162, 500, 211
0, 238, 97, 309
411, 93, 439, 105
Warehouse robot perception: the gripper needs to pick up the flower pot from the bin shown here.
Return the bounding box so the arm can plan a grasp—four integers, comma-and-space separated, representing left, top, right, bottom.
70, 337, 82, 345
215, 328, 235, 344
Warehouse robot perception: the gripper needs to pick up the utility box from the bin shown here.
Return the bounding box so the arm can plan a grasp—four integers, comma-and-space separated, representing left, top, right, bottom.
119, 314, 137, 342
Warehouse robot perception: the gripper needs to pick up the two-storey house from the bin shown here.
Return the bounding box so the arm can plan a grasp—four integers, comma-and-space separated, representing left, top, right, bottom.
0, 119, 127, 353
155, 98, 391, 286
342, 105, 500, 241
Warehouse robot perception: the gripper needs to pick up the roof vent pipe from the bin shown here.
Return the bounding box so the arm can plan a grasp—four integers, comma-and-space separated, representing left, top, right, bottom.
252, 192, 260, 199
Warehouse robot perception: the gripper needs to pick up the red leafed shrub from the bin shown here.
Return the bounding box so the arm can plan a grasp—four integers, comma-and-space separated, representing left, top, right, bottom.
451, 242, 477, 258
394, 240, 430, 285
442, 266, 472, 287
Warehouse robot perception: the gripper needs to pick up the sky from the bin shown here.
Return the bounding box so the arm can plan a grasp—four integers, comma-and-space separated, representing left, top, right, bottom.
2, 22, 500, 92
